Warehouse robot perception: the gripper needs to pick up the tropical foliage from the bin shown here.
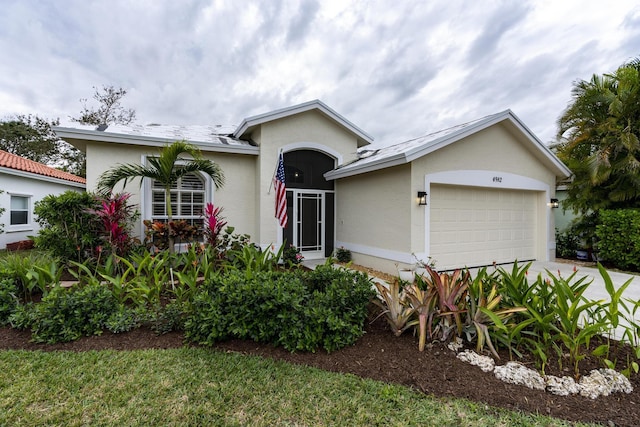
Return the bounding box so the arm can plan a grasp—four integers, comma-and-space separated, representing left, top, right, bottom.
556, 57, 640, 213
96, 140, 224, 252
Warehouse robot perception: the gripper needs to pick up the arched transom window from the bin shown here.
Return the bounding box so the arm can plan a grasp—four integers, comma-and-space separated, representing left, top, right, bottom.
151, 172, 205, 227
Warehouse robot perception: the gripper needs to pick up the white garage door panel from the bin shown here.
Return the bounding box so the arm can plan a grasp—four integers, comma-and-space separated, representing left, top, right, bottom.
430, 185, 537, 270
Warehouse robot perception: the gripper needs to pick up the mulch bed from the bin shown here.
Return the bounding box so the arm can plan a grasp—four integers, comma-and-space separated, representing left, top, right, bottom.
1, 313, 639, 426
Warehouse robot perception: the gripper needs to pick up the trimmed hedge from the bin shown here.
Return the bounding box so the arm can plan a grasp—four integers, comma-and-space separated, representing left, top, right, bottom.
595, 209, 640, 271
184, 266, 375, 352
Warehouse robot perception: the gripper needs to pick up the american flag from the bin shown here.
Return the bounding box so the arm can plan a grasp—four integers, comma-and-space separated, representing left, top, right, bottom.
274, 153, 288, 227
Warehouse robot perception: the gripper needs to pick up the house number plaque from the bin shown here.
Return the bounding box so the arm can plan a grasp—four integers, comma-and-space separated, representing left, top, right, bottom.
492, 176, 503, 183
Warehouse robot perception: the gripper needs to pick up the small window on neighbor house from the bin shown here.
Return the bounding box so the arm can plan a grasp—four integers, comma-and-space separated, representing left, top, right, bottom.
10, 195, 29, 225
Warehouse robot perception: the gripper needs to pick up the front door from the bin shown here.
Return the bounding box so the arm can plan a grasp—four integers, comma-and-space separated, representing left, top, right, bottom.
282, 150, 335, 260
287, 190, 328, 259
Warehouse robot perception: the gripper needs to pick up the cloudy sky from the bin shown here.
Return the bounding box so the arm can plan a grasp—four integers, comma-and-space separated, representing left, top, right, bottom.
0, 0, 638, 147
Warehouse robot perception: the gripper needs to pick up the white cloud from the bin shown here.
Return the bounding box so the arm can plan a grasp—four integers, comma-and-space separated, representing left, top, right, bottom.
0, 0, 637, 146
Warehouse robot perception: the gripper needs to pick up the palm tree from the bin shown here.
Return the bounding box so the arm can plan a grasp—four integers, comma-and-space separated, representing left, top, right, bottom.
97, 140, 225, 252
556, 58, 640, 212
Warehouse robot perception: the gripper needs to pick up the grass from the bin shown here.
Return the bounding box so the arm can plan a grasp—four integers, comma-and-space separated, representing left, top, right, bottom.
0, 348, 593, 427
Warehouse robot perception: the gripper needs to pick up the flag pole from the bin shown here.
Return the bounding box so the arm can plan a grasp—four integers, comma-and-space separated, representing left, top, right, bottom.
268, 149, 283, 194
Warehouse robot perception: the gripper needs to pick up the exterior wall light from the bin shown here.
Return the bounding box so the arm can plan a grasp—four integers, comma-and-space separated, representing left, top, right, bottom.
548, 198, 559, 208
417, 191, 428, 206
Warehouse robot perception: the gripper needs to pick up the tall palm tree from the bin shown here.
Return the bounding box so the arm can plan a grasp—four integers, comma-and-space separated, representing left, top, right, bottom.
97, 140, 225, 252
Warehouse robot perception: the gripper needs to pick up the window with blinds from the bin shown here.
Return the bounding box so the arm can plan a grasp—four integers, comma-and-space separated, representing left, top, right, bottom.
151, 172, 205, 228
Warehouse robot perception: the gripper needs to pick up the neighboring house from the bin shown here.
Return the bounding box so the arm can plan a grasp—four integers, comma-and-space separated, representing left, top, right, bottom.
54, 100, 571, 273
553, 184, 577, 233
0, 150, 86, 250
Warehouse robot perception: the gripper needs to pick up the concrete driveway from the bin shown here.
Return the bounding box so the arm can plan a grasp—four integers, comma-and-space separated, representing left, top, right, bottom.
495, 260, 640, 340
525, 260, 640, 302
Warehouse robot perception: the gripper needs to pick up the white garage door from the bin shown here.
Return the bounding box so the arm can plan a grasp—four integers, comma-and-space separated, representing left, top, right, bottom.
430, 184, 537, 270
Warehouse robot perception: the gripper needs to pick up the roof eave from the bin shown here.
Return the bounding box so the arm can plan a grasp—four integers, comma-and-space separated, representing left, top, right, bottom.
53, 127, 260, 156
330, 110, 572, 180
0, 167, 86, 187
233, 100, 374, 147
500, 112, 572, 179
324, 153, 408, 180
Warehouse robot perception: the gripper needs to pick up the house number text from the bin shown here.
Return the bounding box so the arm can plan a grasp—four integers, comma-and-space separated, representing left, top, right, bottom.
492, 176, 503, 183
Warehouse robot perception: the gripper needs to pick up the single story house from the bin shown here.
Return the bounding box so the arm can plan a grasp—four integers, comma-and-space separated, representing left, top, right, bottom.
0, 150, 86, 250
54, 100, 571, 273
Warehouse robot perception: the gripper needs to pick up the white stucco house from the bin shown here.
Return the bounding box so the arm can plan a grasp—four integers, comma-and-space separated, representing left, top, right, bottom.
54, 100, 571, 273
0, 150, 86, 250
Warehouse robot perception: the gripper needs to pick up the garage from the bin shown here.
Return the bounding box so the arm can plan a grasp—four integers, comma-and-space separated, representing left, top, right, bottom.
429, 184, 538, 270
325, 109, 572, 275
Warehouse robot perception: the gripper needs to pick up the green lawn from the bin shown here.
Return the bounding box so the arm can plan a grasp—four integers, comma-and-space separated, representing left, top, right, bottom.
0, 348, 591, 426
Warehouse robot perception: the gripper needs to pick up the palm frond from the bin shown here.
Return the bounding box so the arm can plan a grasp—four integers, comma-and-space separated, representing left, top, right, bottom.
96, 164, 160, 196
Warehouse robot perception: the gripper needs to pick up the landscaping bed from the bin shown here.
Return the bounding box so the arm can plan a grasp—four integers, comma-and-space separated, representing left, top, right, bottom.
1, 309, 638, 426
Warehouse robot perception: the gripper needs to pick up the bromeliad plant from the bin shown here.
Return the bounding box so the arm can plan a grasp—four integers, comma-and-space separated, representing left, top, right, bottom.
464, 268, 526, 359
372, 279, 415, 337
427, 267, 470, 341
405, 278, 437, 351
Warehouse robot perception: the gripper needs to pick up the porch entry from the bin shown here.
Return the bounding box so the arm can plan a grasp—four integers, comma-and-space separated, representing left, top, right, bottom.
282, 150, 335, 259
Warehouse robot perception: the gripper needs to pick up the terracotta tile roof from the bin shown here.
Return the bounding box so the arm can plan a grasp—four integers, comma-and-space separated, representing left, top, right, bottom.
0, 150, 86, 184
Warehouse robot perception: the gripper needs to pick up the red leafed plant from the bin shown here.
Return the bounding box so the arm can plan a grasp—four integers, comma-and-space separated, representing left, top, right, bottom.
90, 193, 137, 257
203, 203, 227, 247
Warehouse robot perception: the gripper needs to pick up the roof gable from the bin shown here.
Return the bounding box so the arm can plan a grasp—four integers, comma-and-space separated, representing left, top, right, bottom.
233, 100, 374, 148
0, 150, 86, 185
324, 110, 571, 180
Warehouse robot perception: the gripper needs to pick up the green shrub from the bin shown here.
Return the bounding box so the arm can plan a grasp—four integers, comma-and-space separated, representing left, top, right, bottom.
184, 267, 375, 352
555, 228, 579, 259
33, 191, 101, 264
300, 266, 375, 352
28, 283, 120, 343
149, 301, 185, 335
105, 306, 142, 334
335, 247, 352, 263
282, 244, 303, 265
595, 209, 640, 270
8, 302, 36, 330
183, 276, 231, 345
0, 278, 19, 326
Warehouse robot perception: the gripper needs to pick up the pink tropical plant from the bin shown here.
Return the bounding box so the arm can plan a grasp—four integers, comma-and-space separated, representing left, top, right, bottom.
90, 193, 136, 256
203, 203, 227, 246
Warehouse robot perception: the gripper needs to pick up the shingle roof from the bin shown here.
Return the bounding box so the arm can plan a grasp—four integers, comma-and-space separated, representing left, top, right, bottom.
99, 123, 249, 146
0, 150, 86, 184
324, 110, 572, 180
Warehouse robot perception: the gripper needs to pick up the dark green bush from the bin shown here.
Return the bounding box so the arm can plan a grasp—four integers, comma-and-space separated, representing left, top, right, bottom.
105, 306, 142, 334
184, 266, 375, 352
0, 278, 19, 326
555, 228, 580, 259
295, 266, 375, 352
183, 276, 231, 345
595, 209, 640, 270
149, 301, 185, 335
34, 191, 101, 264
8, 302, 36, 330
335, 247, 352, 263
27, 283, 120, 343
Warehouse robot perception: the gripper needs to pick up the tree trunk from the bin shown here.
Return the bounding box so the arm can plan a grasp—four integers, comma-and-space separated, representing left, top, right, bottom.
165, 187, 175, 253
